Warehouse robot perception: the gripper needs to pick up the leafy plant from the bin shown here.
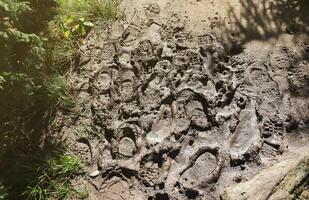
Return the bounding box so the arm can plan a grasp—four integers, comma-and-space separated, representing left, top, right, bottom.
0, 0, 120, 199
58, 16, 94, 39
0, 182, 7, 200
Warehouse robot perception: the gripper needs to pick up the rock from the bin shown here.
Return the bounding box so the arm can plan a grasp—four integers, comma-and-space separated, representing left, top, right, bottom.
89, 169, 101, 178
221, 148, 309, 200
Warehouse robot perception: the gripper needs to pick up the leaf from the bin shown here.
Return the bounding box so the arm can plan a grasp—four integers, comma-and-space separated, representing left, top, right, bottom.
76, 24, 86, 36
63, 30, 71, 38
65, 16, 74, 25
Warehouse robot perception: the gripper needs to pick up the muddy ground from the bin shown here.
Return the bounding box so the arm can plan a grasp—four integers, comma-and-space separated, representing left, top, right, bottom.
55, 0, 309, 199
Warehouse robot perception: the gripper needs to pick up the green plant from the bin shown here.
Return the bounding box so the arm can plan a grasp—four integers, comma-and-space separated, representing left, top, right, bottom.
21, 153, 83, 200
46, 34, 76, 71
46, 0, 120, 71
74, 186, 89, 199
58, 16, 94, 39
46, 75, 76, 110
0, 182, 7, 200
55, 155, 83, 177
51, 181, 70, 199
87, 0, 120, 21
0, 0, 119, 199
23, 178, 48, 200
0, 0, 72, 148
57, 0, 119, 21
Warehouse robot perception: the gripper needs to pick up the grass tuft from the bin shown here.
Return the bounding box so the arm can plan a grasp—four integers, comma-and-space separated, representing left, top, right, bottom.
74, 186, 89, 199
52, 181, 70, 199
87, 0, 120, 21
46, 75, 76, 110
55, 155, 83, 177
57, 0, 120, 21
21, 153, 83, 200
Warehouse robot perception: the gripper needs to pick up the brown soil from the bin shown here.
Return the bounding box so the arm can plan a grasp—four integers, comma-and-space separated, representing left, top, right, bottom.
57, 0, 309, 199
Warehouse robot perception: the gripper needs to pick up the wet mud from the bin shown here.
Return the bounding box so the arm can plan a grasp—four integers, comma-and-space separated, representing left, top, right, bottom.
58, 3, 309, 200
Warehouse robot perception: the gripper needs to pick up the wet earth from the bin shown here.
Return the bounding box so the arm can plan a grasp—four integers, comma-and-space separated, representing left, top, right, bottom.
55, 2, 309, 200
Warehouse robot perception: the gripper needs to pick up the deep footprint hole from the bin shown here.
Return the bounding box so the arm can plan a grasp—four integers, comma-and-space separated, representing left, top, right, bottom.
185, 188, 199, 199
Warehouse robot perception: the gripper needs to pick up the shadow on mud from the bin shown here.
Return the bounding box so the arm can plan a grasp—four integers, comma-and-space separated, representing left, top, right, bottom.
220, 0, 309, 48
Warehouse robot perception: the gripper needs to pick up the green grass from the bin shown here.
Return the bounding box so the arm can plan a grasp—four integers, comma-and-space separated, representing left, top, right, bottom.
47, 35, 76, 71
87, 0, 120, 21
57, 0, 119, 21
0, 0, 120, 199
22, 154, 83, 200
55, 155, 83, 177
46, 75, 76, 110
47, 0, 120, 71
51, 181, 70, 199
74, 186, 89, 199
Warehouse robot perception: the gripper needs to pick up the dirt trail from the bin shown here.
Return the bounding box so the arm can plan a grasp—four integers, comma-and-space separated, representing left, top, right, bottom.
57, 0, 309, 199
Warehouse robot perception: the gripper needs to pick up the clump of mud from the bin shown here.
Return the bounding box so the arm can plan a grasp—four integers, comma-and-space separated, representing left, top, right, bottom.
57, 3, 309, 200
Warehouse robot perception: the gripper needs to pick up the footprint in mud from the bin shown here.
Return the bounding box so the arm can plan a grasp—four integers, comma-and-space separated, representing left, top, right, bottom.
100, 176, 146, 200
132, 39, 155, 64
154, 59, 173, 74
139, 149, 172, 188
186, 100, 210, 130
91, 93, 112, 114
146, 104, 173, 144
175, 89, 210, 131
180, 147, 222, 188
118, 137, 136, 157
229, 101, 262, 162
145, 3, 160, 19
245, 62, 280, 103
165, 138, 223, 199
214, 80, 235, 108
261, 116, 284, 150
268, 46, 297, 93
117, 70, 138, 102
173, 50, 190, 69
140, 60, 172, 109
120, 80, 135, 102
94, 71, 112, 93
187, 48, 201, 62
110, 123, 142, 159
118, 49, 132, 67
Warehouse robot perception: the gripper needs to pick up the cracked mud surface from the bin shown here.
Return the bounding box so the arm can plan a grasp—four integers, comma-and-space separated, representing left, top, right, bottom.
56, 1, 309, 199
